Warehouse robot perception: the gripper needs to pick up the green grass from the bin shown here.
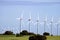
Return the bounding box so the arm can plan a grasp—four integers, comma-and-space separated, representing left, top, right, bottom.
0, 35, 29, 40
47, 36, 60, 40
0, 35, 60, 40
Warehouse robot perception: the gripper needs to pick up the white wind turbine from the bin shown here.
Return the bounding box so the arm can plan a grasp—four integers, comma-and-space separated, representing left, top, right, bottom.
16, 12, 23, 33
56, 18, 60, 36
36, 14, 39, 34
44, 16, 47, 33
28, 12, 31, 33
50, 17, 53, 35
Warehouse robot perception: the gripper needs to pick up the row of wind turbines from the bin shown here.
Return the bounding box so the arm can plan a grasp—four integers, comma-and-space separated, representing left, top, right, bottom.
16, 13, 60, 36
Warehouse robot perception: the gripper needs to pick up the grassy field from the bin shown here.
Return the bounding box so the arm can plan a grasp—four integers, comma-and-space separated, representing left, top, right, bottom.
0, 35, 60, 40
46, 36, 60, 40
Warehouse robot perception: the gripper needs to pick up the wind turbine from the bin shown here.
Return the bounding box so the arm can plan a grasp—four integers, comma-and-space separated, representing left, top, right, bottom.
56, 23, 59, 36
44, 16, 47, 33
50, 17, 53, 35
16, 12, 23, 33
56, 18, 60, 36
28, 12, 31, 33
36, 14, 39, 34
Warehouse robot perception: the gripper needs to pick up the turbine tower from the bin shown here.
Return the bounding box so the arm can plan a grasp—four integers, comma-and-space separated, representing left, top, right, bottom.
44, 16, 47, 33
28, 12, 31, 33
56, 23, 59, 36
36, 14, 39, 34
50, 17, 53, 35
16, 13, 23, 33
56, 18, 60, 36
20, 13, 23, 32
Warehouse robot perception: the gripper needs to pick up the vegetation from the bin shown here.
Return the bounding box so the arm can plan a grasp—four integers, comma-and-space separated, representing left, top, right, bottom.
16, 30, 36, 37
0, 35, 60, 40
43, 32, 50, 36
16, 33, 20, 37
3, 31, 14, 35
20, 30, 28, 35
29, 34, 46, 40
0, 30, 60, 40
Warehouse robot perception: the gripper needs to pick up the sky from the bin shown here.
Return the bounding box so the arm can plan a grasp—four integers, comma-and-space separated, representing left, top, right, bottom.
0, 0, 60, 2
0, 0, 60, 35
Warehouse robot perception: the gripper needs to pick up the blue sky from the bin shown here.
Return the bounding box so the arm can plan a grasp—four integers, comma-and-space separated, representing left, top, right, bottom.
0, 0, 60, 2
0, 0, 60, 35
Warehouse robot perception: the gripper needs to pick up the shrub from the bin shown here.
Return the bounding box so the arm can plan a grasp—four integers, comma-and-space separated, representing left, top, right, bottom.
20, 30, 28, 35
43, 32, 50, 36
51, 34, 53, 36
3, 31, 14, 35
29, 34, 47, 40
28, 32, 36, 35
16, 33, 20, 37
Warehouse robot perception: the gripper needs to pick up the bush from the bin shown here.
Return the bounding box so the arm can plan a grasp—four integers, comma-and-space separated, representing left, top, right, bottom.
29, 34, 47, 40
20, 30, 36, 36
28, 32, 36, 35
29, 36, 36, 40
43, 32, 50, 36
51, 34, 53, 36
20, 30, 28, 35
16, 33, 20, 37
3, 31, 14, 35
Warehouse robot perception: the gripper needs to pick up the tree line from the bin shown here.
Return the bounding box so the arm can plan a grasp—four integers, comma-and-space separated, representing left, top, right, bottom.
0, 30, 53, 40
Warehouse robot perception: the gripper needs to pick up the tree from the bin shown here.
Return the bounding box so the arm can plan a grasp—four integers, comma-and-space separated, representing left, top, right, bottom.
20, 30, 28, 35
16, 33, 20, 37
3, 31, 13, 35
28, 32, 36, 35
43, 32, 50, 36
20, 30, 36, 35
29, 34, 47, 40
